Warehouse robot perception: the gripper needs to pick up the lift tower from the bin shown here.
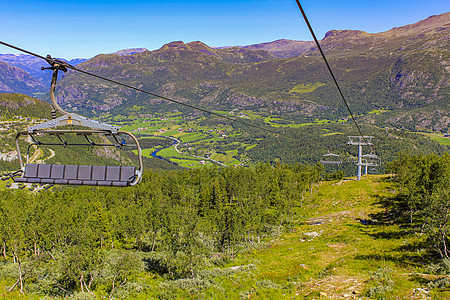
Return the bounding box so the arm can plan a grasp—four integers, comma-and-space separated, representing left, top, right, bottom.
347, 136, 373, 181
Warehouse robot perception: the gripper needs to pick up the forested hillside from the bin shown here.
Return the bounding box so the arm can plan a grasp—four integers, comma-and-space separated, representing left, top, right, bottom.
387, 153, 450, 257
1, 94, 450, 298
0, 93, 51, 120
2, 92, 448, 175
221, 121, 448, 174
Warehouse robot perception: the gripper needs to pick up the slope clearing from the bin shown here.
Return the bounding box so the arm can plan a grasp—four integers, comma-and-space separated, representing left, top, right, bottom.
193, 176, 447, 299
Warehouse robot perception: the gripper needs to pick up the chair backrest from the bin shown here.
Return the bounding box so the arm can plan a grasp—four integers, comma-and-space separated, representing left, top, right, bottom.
15, 164, 136, 187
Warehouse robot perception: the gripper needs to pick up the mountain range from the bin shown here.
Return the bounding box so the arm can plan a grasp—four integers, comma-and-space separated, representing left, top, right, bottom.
0, 12, 449, 132
0, 54, 88, 96
217, 39, 315, 58
0, 59, 46, 95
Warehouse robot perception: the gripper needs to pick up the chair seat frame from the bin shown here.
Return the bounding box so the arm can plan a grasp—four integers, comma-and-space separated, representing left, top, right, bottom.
13, 56, 143, 186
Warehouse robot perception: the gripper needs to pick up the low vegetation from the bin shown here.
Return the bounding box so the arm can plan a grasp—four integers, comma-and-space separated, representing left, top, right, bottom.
0, 153, 450, 298
0, 163, 322, 298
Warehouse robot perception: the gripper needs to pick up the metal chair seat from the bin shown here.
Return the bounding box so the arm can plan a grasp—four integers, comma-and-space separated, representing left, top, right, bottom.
14, 164, 136, 187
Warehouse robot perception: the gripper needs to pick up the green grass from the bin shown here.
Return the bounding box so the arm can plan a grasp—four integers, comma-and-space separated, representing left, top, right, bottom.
160, 130, 179, 137
170, 158, 205, 168
0, 179, 8, 191
180, 132, 207, 143
266, 118, 337, 128
419, 132, 450, 146
157, 147, 184, 158
322, 132, 343, 137
199, 137, 222, 143
263, 116, 284, 123
210, 153, 235, 164
139, 148, 157, 158
224, 150, 242, 165
313, 118, 332, 124
289, 82, 326, 94
367, 109, 384, 115
139, 136, 165, 140
212, 110, 230, 115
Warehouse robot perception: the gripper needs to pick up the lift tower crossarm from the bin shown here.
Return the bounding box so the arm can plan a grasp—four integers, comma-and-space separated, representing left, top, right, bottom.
347, 136, 374, 180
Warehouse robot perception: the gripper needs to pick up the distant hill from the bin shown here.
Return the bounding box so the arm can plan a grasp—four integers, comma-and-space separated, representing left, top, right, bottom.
112, 48, 148, 56
0, 92, 51, 119
0, 54, 46, 82
220, 39, 315, 58
50, 12, 449, 132
53, 40, 277, 115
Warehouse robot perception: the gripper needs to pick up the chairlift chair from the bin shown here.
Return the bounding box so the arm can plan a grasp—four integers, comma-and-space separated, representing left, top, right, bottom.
320, 152, 343, 165
360, 153, 381, 167
347, 152, 381, 176
13, 57, 143, 187
347, 153, 381, 167
369, 167, 379, 174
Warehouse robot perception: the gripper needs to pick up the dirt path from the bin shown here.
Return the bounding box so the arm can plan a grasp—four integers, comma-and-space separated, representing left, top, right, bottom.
28, 146, 42, 163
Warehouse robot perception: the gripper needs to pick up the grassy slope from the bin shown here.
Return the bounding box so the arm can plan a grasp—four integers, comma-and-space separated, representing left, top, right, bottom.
419, 132, 450, 146
183, 175, 448, 299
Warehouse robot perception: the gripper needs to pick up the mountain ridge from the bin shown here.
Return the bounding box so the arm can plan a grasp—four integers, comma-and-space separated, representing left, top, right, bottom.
0, 60, 46, 95
0, 54, 88, 84
0, 12, 448, 132
218, 39, 315, 58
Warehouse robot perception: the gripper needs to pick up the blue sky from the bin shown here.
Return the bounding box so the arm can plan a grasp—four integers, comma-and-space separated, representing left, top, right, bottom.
0, 0, 448, 59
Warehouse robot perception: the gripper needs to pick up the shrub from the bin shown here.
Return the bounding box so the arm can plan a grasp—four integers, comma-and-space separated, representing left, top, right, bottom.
365, 267, 394, 298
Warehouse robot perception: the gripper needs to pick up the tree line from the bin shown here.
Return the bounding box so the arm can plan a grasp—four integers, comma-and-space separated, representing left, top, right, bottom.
0, 163, 322, 298
387, 153, 450, 258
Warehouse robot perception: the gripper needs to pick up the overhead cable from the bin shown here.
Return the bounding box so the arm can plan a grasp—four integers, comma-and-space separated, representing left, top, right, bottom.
293, 0, 372, 148
0, 40, 280, 135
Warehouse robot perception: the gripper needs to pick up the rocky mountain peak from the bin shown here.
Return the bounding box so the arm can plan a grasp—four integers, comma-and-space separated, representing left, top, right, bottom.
113, 48, 148, 56
159, 41, 189, 51
222, 39, 314, 58
323, 29, 369, 39
187, 41, 212, 49
186, 41, 216, 56
157, 41, 214, 53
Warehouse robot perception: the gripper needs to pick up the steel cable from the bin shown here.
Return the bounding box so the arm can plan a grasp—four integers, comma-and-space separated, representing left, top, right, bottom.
294, 0, 373, 149
0, 40, 281, 135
